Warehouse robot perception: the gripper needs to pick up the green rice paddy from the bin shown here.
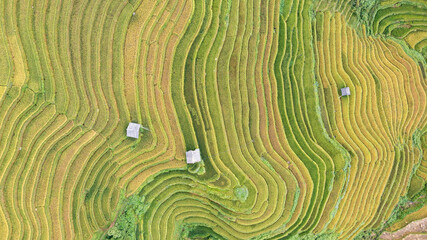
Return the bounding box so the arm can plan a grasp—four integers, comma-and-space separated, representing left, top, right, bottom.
0, 0, 425, 239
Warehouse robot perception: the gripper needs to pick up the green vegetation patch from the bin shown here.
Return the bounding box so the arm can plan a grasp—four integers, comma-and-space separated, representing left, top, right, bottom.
234, 185, 249, 202
103, 195, 149, 240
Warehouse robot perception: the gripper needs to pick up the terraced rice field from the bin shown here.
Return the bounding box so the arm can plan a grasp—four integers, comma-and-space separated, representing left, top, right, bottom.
0, 0, 425, 239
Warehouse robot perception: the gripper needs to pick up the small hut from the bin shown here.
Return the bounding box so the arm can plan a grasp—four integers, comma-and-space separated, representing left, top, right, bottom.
186, 149, 201, 164
127, 123, 141, 139
341, 87, 350, 97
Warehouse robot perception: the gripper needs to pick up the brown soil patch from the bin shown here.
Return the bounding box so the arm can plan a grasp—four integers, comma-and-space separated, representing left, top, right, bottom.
380, 217, 427, 239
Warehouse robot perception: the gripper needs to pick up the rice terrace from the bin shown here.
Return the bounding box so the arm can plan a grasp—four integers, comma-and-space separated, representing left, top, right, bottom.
0, 0, 426, 239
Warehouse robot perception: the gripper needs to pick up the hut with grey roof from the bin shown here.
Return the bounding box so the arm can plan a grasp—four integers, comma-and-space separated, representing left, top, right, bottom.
127, 123, 141, 139
341, 87, 350, 97
186, 149, 201, 164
